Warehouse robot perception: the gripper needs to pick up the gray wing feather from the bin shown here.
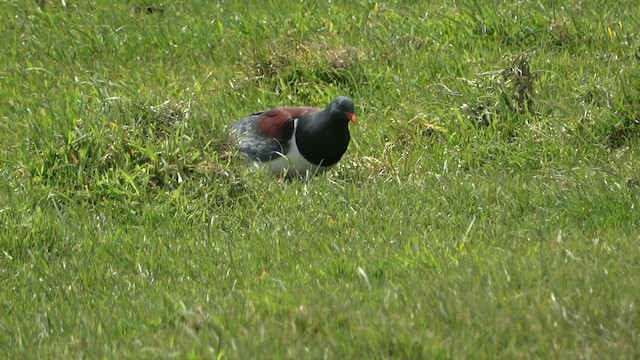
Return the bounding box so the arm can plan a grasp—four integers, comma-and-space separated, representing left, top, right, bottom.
230, 113, 290, 162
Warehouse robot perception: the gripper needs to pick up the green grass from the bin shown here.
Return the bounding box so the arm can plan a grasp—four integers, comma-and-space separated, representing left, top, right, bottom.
2, 0, 640, 358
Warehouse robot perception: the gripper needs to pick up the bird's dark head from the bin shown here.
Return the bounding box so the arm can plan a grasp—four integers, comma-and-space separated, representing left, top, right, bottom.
329, 96, 356, 124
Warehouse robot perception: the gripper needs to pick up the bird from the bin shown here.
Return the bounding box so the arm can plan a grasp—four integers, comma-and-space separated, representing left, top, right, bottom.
230, 96, 356, 178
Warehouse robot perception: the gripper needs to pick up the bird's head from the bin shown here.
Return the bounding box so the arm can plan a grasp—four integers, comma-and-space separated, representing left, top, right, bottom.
330, 96, 357, 124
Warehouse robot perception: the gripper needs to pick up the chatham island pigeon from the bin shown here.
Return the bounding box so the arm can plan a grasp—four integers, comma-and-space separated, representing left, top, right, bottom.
230, 96, 357, 178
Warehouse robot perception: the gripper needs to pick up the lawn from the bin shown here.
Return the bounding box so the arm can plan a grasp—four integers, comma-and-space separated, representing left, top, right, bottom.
1, 0, 639, 358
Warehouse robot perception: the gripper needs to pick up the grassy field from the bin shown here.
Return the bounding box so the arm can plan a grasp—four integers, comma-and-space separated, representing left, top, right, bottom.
2, 0, 640, 358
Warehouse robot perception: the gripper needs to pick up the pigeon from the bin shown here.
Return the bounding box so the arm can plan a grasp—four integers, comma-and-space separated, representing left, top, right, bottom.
230, 96, 356, 177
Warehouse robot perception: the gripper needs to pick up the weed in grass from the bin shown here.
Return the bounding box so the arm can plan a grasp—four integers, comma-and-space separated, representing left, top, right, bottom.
550, 20, 573, 47
502, 53, 535, 115
607, 71, 640, 148
134, 6, 164, 15
459, 53, 536, 142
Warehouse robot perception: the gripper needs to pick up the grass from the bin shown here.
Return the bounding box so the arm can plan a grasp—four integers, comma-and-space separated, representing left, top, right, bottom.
1, 0, 640, 358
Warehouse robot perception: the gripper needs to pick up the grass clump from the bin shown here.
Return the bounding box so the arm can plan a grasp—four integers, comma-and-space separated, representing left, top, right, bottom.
22, 97, 236, 201
243, 40, 365, 103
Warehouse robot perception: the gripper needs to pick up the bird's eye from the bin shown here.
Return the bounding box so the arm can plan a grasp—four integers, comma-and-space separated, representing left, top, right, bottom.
338, 104, 344, 110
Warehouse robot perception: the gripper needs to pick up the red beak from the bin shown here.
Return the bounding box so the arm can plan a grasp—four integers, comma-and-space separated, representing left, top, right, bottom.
345, 112, 357, 124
